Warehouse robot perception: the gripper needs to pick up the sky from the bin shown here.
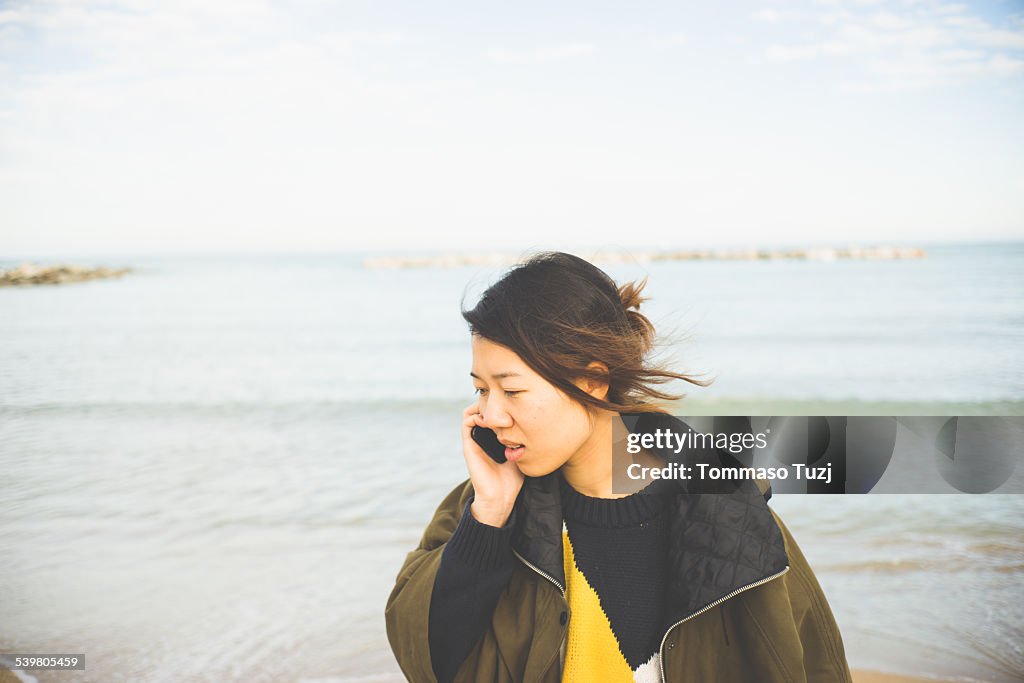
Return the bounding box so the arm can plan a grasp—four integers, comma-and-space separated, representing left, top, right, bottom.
0, 0, 1022, 256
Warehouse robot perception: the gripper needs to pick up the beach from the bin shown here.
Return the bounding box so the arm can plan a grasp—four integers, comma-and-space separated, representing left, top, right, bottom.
853, 673, 962, 683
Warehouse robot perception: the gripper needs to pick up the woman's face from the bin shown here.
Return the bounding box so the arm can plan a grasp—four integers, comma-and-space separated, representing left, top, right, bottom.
471, 335, 597, 478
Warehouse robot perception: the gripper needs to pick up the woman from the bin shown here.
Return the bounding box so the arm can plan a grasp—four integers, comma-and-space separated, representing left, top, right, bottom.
386, 251, 853, 683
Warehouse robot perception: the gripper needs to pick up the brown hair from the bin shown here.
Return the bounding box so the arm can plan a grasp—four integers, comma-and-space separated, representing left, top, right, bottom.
461, 251, 711, 414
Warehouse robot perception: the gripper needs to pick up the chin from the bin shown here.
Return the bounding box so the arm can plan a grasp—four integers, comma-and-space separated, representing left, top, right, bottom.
515, 460, 559, 478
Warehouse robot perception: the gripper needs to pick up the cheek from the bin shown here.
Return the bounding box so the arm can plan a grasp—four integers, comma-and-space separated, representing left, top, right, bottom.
517, 403, 553, 435
516, 400, 593, 476
521, 393, 565, 429
522, 396, 590, 448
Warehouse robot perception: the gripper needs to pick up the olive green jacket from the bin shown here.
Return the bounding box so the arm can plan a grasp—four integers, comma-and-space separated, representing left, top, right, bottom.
386, 469, 853, 683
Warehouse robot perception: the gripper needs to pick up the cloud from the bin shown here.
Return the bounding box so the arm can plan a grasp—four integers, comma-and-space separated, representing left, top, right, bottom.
759, 0, 1024, 90
485, 43, 595, 65
0, 0, 429, 249
655, 32, 688, 47
767, 40, 851, 61
611, 26, 686, 49
752, 9, 783, 23
841, 52, 1024, 92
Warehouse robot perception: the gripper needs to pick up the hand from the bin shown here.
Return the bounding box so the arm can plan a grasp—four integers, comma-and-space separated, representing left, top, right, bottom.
461, 403, 525, 527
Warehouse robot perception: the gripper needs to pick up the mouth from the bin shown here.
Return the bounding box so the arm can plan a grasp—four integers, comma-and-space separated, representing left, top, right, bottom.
498, 439, 526, 461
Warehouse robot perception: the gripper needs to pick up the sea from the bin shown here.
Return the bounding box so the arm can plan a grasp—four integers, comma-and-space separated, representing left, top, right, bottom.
1, 242, 1022, 682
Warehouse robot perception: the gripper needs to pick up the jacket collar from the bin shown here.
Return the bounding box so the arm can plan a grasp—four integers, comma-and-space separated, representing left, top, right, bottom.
509, 412, 790, 627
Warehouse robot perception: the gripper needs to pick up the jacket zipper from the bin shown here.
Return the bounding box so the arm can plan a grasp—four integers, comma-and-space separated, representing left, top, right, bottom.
657, 565, 790, 682
512, 548, 570, 680
513, 548, 566, 595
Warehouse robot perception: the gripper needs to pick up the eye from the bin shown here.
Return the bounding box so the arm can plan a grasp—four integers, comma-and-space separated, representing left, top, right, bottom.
474, 387, 488, 395
504, 390, 522, 397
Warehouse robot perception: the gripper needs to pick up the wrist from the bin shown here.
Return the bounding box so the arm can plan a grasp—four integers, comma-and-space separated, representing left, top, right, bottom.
470, 498, 515, 528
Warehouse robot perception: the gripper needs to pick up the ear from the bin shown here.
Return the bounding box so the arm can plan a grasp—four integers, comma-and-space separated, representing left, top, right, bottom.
574, 361, 609, 401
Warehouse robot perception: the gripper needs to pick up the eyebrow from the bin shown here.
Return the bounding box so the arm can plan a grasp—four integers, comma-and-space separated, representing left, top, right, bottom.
469, 371, 522, 380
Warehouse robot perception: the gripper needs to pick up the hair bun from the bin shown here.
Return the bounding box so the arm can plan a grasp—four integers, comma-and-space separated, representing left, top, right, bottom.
616, 277, 654, 353
617, 276, 649, 312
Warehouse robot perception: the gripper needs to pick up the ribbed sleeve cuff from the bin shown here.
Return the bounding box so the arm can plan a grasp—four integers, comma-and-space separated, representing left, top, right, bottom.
444, 497, 517, 571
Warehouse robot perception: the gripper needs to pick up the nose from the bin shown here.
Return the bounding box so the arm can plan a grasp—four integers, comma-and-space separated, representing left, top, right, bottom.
479, 400, 513, 429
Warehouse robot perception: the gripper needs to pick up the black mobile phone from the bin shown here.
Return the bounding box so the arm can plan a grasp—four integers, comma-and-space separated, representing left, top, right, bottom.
471, 425, 507, 464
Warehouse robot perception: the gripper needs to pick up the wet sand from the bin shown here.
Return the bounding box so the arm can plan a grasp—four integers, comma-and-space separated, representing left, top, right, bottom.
854, 671, 963, 683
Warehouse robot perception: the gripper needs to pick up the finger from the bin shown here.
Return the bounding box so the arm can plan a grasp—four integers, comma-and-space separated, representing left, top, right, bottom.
462, 406, 485, 427
462, 419, 489, 457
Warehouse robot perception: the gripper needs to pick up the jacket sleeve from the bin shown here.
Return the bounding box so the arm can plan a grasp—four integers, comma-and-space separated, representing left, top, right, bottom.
429, 496, 518, 683
770, 509, 854, 683
384, 478, 517, 683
